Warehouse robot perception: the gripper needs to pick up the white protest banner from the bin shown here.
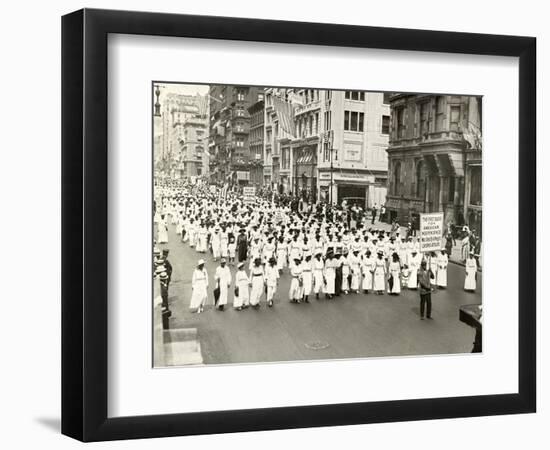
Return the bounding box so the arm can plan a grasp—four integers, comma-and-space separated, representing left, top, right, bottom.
420, 212, 444, 253
242, 186, 256, 204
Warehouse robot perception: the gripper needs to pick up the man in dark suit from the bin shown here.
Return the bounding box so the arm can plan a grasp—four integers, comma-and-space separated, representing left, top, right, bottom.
161, 249, 173, 286
418, 259, 435, 320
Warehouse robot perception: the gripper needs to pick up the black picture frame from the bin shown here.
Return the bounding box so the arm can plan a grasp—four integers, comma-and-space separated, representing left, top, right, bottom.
62, 8, 536, 442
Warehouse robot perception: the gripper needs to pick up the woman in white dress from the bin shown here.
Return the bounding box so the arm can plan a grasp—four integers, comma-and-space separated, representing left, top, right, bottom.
188, 219, 197, 248
387, 252, 401, 295
373, 251, 386, 294
461, 234, 470, 261
214, 258, 232, 311
233, 263, 250, 310
407, 250, 420, 289
157, 215, 168, 244
276, 237, 288, 272
196, 225, 208, 253
312, 253, 325, 299
220, 231, 229, 260
249, 258, 265, 307
211, 228, 221, 261
189, 260, 208, 313
361, 250, 375, 293
436, 249, 448, 288
349, 250, 362, 294
464, 252, 478, 292
341, 252, 350, 294
289, 257, 304, 303
264, 257, 279, 307
301, 253, 313, 302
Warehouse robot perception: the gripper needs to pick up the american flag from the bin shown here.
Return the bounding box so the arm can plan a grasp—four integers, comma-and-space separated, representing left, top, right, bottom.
272, 96, 295, 139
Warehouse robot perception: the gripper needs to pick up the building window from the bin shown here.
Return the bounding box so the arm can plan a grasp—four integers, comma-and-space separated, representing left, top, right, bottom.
416, 160, 427, 199
470, 166, 482, 205
323, 141, 330, 162
344, 111, 364, 132
449, 105, 461, 131
237, 90, 245, 101
382, 115, 390, 134
314, 112, 319, 135
392, 162, 401, 195
383, 92, 390, 104
448, 176, 455, 204
325, 90, 332, 101
435, 96, 445, 132
235, 137, 244, 147
396, 107, 406, 139
419, 102, 430, 136
345, 91, 365, 101
324, 111, 331, 130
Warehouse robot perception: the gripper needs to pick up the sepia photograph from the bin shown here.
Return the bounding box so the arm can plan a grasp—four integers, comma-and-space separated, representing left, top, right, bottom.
152, 82, 483, 367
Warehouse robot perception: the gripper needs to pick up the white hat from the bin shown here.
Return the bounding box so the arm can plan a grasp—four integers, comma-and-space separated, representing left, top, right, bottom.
237, 262, 244, 269
197, 259, 205, 266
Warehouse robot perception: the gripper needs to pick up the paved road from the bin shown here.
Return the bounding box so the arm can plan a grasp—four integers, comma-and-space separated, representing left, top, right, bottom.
158, 225, 482, 365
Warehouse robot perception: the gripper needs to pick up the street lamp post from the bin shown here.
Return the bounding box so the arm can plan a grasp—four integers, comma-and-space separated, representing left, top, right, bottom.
154, 84, 163, 117
330, 144, 334, 206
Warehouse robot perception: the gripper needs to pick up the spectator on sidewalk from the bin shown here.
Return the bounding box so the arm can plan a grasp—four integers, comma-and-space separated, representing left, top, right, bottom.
445, 231, 454, 257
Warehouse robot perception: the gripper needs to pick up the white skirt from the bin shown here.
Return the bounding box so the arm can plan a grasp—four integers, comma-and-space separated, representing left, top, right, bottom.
362, 271, 373, 290
373, 270, 385, 291
189, 285, 208, 309
249, 276, 264, 305
233, 284, 249, 308
302, 272, 313, 296
464, 270, 476, 291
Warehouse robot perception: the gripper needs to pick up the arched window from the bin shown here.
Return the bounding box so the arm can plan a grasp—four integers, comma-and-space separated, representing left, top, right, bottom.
416, 160, 427, 199
393, 162, 401, 195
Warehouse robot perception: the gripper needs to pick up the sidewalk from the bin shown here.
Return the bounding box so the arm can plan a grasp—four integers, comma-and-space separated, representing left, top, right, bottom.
366, 219, 482, 270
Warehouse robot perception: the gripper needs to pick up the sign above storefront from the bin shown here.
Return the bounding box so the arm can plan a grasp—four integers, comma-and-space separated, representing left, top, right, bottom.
318, 171, 375, 183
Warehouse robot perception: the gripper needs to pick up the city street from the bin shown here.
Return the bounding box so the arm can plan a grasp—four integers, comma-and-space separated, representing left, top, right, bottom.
158, 223, 482, 366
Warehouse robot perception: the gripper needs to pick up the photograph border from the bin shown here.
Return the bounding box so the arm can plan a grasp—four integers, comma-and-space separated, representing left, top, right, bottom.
62, 8, 536, 441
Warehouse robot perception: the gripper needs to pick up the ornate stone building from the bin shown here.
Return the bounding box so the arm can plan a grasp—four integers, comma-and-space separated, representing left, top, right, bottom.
385, 94, 482, 232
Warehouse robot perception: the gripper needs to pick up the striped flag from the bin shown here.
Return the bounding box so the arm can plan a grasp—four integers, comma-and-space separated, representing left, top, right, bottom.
273, 96, 295, 138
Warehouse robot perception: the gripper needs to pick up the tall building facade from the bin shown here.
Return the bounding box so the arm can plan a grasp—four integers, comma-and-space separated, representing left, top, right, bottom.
155, 91, 207, 179
385, 94, 482, 231
247, 99, 265, 189
208, 85, 264, 186
262, 88, 390, 205
176, 116, 208, 179
315, 90, 389, 207
263, 88, 298, 193
290, 88, 322, 202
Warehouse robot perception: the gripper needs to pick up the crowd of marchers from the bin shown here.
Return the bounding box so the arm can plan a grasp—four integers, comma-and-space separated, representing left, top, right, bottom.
153, 181, 479, 319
